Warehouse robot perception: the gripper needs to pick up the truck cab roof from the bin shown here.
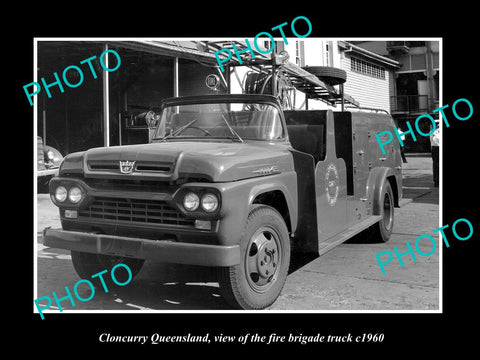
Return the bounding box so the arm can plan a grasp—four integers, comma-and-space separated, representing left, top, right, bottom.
160, 94, 281, 107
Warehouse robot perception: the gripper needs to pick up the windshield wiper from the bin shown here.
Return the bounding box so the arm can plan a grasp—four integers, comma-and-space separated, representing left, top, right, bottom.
158, 118, 197, 141
221, 113, 244, 143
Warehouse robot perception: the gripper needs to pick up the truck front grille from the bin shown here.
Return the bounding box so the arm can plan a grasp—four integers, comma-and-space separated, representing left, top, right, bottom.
77, 197, 194, 227
87, 160, 173, 173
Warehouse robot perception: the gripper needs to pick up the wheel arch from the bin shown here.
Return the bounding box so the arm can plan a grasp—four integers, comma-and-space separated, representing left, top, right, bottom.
367, 167, 399, 215
387, 174, 399, 207
251, 188, 295, 235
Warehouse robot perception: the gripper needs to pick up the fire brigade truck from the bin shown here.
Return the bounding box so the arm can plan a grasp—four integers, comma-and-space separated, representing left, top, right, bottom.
43, 46, 402, 309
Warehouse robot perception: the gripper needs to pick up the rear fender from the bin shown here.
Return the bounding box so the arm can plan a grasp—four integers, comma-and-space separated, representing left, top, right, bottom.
366, 167, 397, 215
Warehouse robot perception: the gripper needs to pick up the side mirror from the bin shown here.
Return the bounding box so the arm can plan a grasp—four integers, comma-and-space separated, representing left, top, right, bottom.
144, 110, 160, 129
128, 111, 159, 129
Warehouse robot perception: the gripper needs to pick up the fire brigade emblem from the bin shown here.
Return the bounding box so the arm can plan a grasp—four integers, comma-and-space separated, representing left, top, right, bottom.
119, 160, 136, 174
325, 163, 339, 206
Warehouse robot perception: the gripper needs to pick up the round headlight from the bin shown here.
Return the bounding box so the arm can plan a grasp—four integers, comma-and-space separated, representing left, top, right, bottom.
68, 186, 83, 203
47, 150, 55, 161
183, 192, 200, 211
54, 186, 67, 202
201, 193, 219, 212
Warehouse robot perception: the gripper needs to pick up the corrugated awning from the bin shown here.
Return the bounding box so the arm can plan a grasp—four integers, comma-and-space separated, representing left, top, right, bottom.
113, 40, 271, 65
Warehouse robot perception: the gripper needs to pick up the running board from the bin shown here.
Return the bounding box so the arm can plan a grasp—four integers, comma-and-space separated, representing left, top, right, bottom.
318, 215, 382, 256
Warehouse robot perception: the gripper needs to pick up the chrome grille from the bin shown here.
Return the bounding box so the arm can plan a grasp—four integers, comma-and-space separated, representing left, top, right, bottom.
87, 160, 173, 173
77, 197, 193, 226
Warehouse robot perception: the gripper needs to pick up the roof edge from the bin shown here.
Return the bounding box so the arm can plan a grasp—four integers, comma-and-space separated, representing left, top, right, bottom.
338, 41, 400, 68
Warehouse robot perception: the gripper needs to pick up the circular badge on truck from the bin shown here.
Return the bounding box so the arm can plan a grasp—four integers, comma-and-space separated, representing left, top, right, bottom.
325, 163, 339, 206
205, 74, 220, 90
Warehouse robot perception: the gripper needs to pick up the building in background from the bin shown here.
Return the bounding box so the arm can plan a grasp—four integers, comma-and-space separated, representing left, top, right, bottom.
281, 39, 400, 112
37, 39, 433, 158
36, 40, 235, 156
349, 40, 440, 153
36, 40, 277, 156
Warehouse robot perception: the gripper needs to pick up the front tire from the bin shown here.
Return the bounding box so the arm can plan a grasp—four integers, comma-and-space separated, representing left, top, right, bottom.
217, 205, 290, 309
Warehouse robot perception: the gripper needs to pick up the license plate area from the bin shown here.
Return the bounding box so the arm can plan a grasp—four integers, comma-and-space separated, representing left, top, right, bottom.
100, 237, 143, 258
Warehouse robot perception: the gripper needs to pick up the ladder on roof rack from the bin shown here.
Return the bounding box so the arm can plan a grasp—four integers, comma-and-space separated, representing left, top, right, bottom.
280, 62, 359, 107
200, 41, 360, 109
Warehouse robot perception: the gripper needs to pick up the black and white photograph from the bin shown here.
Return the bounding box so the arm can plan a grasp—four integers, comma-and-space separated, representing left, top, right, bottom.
34, 38, 442, 314
17, 7, 478, 352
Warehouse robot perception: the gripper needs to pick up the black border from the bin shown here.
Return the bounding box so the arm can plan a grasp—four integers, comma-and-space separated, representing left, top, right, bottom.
17, 5, 479, 352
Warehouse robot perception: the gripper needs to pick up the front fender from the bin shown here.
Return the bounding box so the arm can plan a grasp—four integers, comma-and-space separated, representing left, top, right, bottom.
247, 175, 298, 231
213, 171, 297, 246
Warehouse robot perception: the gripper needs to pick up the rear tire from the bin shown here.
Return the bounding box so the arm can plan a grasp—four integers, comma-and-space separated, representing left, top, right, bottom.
373, 181, 394, 242
71, 251, 145, 286
217, 205, 290, 309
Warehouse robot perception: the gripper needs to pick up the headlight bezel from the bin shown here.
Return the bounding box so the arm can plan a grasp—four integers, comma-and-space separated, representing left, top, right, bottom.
177, 187, 221, 217
50, 180, 87, 207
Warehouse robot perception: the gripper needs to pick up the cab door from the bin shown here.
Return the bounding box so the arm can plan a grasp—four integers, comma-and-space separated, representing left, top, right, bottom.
315, 110, 348, 244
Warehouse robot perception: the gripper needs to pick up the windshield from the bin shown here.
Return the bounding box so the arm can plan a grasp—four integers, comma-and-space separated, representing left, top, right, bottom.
153, 102, 284, 141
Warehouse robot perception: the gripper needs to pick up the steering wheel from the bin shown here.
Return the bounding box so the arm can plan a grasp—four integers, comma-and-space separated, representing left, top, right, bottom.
176, 125, 212, 136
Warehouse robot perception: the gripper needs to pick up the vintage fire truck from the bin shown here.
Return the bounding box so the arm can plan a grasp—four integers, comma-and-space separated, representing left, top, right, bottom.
43, 49, 402, 309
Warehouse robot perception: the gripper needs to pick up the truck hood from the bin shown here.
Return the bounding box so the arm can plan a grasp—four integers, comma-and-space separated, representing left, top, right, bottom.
61, 141, 294, 182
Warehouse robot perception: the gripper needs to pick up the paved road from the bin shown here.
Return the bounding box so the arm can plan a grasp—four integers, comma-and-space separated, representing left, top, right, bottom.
35, 155, 439, 313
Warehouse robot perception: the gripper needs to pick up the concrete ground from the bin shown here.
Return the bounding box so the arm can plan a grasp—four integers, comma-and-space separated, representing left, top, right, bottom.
35, 155, 439, 312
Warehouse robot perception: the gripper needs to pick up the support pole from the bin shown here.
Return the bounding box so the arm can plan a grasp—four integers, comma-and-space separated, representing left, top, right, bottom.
103, 43, 110, 147
173, 57, 179, 97
42, 94, 46, 144
425, 41, 436, 112
340, 83, 345, 111
118, 113, 122, 146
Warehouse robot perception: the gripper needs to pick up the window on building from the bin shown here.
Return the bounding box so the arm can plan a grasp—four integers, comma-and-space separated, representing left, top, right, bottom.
295, 40, 305, 67
325, 42, 330, 66
350, 57, 386, 79
408, 41, 426, 47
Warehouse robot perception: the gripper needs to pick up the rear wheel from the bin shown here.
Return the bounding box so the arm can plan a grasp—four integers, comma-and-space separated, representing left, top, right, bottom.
373, 181, 394, 242
217, 205, 290, 309
71, 251, 145, 285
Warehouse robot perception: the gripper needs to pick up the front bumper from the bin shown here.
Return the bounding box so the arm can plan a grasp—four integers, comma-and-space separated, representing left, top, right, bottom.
43, 228, 240, 267
37, 168, 59, 177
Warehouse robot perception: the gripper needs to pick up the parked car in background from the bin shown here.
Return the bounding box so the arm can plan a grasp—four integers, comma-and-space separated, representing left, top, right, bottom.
37, 136, 63, 192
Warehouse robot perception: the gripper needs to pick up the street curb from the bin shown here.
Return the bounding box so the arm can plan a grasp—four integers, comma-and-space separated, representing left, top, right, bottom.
405, 153, 431, 158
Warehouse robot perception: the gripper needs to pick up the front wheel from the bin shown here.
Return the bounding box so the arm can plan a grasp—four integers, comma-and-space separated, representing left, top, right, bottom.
217, 205, 290, 309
